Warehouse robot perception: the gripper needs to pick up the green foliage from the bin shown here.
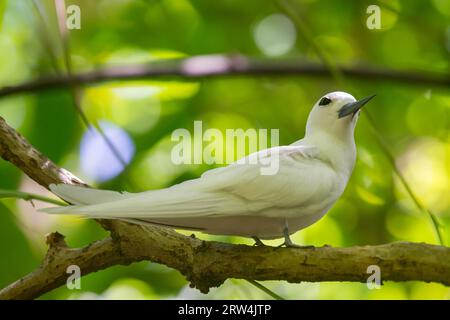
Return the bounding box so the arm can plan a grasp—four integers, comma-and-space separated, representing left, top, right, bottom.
0, 0, 449, 299
0, 203, 39, 287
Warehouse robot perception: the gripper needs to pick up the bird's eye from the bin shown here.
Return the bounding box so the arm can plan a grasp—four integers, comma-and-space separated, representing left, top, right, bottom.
319, 97, 332, 106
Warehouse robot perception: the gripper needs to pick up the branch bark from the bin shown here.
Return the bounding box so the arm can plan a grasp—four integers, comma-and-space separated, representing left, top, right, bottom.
0, 115, 449, 300
0, 55, 448, 100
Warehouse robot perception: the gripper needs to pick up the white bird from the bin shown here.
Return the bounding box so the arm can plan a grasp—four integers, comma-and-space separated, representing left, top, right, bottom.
42, 91, 375, 247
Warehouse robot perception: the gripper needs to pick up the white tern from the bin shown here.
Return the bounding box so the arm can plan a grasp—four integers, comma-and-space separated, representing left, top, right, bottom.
42, 91, 375, 247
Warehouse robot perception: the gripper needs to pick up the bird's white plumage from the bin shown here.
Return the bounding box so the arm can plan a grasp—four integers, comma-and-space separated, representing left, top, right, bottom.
46, 145, 335, 218
50, 184, 131, 204
42, 91, 371, 240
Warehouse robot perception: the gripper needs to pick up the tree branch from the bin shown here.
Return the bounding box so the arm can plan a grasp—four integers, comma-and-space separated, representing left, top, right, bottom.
0, 115, 449, 300
0, 55, 448, 100
0, 116, 86, 188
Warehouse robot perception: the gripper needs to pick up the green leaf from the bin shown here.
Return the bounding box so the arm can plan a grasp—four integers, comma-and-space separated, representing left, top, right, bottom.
0, 202, 39, 287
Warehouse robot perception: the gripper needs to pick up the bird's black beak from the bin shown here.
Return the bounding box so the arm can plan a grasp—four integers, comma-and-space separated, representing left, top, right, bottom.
338, 95, 376, 118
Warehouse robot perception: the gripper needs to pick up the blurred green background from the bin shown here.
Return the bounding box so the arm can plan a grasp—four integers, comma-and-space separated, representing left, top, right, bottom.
0, 0, 449, 299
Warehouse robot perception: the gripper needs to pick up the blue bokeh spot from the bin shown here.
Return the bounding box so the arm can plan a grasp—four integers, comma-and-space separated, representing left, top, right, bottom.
80, 121, 135, 182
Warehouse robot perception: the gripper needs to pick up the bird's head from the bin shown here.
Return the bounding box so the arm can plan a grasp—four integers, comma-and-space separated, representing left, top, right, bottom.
305, 91, 375, 140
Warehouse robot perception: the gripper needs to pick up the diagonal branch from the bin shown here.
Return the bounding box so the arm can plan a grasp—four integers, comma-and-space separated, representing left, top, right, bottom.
0, 55, 448, 100
0, 115, 449, 300
0, 116, 87, 188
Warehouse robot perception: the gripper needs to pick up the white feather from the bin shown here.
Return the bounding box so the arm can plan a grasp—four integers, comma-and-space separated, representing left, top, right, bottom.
43, 146, 332, 219
41, 91, 365, 239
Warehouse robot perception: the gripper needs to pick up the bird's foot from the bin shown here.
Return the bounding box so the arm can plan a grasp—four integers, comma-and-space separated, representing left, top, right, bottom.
279, 225, 314, 249
279, 227, 314, 249
252, 236, 266, 247
278, 241, 315, 249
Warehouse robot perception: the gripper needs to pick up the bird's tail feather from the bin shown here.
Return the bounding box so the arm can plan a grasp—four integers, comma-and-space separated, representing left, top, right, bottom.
41, 183, 238, 220
49, 184, 130, 205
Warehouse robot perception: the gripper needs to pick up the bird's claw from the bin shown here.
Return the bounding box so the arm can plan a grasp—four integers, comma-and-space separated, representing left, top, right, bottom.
279, 225, 314, 249
278, 242, 315, 249
252, 236, 266, 247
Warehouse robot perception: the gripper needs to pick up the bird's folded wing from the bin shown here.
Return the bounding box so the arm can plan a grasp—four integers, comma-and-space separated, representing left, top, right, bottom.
195, 145, 334, 208
42, 145, 336, 219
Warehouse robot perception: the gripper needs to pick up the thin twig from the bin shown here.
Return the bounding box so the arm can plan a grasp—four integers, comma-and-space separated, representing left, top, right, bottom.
0, 57, 448, 100
31, 0, 61, 73
274, 0, 344, 85
364, 111, 445, 245
0, 189, 67, 206
245, 279, 284, 300
52, 0, 128, 169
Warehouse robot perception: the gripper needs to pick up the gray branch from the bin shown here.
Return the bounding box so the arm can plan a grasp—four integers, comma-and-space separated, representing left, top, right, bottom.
0, 55, 448, 100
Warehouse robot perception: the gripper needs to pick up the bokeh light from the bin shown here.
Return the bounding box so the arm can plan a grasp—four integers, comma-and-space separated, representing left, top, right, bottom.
80, 121, 135, 182
396, 138, 450, 215
253, 14, 296, 57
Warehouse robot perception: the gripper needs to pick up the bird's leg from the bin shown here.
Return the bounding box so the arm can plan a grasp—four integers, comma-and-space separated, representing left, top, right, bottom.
278, 221, 314, 249
252, 236, 266, 246
278, 226, 301, 248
